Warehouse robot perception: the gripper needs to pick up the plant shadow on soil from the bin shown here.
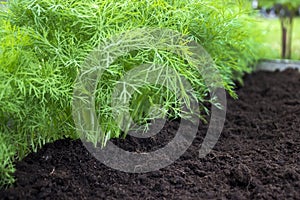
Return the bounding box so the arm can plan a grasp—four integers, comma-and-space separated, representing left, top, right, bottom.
0, 69, 300, 200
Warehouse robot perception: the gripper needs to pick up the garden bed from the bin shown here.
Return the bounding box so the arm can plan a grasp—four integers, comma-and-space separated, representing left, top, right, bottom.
256, 59, 300, 71
0, 68, 299, 199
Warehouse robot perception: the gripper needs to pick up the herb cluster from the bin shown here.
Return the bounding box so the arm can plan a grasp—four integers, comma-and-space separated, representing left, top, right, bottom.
0, 0, 259, 187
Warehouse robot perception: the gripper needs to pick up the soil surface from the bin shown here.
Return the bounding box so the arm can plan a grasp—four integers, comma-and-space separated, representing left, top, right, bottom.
1, 69, 300, 200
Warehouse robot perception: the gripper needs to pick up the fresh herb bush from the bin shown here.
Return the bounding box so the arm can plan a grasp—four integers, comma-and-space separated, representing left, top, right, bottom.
0, 0, 259, 187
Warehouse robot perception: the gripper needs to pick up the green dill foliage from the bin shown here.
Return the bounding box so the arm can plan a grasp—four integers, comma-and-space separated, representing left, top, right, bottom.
0, 0, 259, 187
0, 131, 16, 187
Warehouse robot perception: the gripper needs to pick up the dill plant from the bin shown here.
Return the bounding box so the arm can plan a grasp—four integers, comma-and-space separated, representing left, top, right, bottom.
0, 0, 259, 187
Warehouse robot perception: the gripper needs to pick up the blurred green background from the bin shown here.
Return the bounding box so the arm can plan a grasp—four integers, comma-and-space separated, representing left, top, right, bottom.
254, 17, 300, 60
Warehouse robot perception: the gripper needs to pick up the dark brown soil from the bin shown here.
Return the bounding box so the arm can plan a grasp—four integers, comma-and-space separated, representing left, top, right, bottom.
1, 69, 300, 200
